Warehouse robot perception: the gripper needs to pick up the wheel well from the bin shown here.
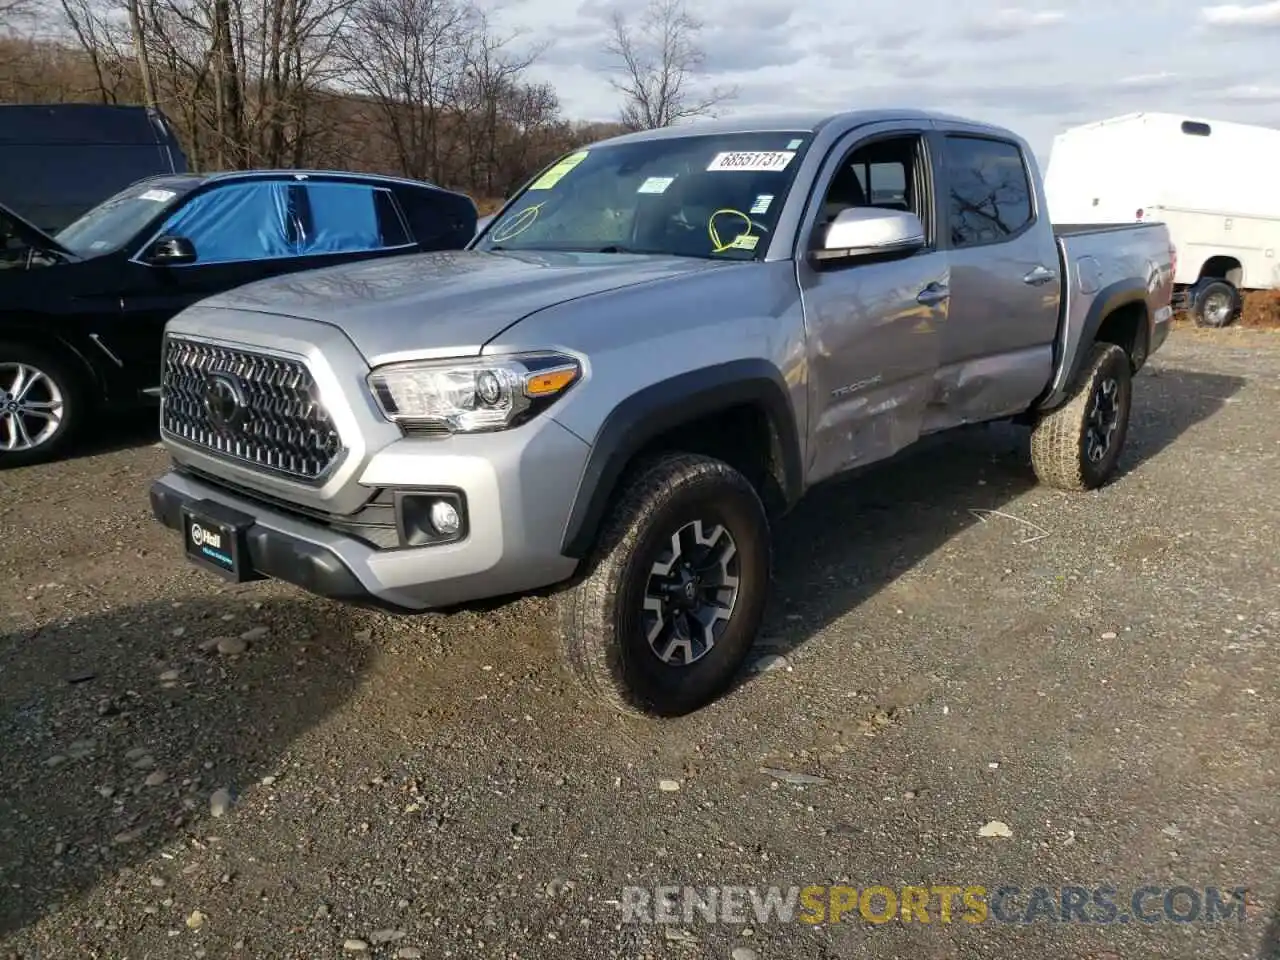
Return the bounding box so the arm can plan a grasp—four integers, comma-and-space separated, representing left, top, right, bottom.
1199, 255, 1243, 288
1095, 301, 1147, 368
0, 331, 102, 396
630, 403, 789, 517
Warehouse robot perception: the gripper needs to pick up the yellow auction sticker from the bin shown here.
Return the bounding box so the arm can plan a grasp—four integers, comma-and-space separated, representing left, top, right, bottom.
529, 151, 589, 190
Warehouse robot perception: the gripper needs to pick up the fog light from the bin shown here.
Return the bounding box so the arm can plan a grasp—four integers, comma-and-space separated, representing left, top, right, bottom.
429, 499, 461, 535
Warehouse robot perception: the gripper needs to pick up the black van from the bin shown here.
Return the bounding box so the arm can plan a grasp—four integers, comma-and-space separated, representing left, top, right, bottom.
0, 104, 188, 233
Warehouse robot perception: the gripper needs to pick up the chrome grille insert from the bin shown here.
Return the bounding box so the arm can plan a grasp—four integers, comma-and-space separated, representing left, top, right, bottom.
160, 336, 343, 482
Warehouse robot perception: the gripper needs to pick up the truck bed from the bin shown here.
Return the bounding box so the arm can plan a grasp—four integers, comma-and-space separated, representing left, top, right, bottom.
1053, 221, 1165, 238
1044, 216, 1175, 408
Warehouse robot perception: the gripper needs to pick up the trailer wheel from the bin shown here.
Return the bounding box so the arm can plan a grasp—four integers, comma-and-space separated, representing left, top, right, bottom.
1191, 278, 1240, 328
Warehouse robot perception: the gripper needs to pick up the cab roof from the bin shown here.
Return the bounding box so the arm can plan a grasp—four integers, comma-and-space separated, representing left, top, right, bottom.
589, 108, 1010, 148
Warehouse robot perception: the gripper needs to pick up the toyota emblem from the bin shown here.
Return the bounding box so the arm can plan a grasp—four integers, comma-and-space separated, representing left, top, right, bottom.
203, 373, 246, 431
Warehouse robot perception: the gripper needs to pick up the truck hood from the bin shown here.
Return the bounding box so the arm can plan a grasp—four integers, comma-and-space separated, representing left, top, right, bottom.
0, 199, 77, 259
197, 249, 724, 364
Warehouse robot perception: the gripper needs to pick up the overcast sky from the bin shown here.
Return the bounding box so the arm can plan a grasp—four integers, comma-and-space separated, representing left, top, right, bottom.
491, 0, 1280, 165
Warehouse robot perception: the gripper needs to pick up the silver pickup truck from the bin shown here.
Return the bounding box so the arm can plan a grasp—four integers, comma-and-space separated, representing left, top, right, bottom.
149, 109, 1175, 718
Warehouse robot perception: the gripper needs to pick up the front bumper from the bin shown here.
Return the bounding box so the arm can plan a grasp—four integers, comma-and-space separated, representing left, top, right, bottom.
151, 477, 395, 608
150, 419, 588, 612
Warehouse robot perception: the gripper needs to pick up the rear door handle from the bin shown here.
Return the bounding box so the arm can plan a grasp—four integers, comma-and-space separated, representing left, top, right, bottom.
917, 282, 950, 306
1023, 265, 1058, 286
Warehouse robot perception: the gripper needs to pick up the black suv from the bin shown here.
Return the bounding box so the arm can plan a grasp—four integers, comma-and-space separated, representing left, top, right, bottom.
0, 170, 477, 466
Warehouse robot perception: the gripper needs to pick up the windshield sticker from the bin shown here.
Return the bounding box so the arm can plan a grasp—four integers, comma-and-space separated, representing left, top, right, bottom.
489, 202, 545, 243
706, 151, 795, 173
637, 176, 675, 194
786, 138, 803, 150
529, 151, 589, 190
728, 234, 759, 251
138, 189, 176, 202
750, 194, 774, 215
708, 208, 756, 253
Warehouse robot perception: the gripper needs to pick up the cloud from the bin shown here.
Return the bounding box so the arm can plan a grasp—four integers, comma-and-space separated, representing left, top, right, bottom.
1218, 83, 1280, 101
959, 7, 1066, 41
1115, 71, 1180, 89
700, 7, 805, 71
504, 0, 1279, 157
1200, 0, 1280, 27
541, 1, 804, 73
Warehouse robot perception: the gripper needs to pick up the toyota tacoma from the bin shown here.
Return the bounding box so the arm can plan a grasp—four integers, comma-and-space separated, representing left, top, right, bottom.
149, 109, 1175, 717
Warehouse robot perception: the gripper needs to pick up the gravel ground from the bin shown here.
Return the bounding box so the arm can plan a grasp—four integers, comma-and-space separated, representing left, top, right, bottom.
1, 327, 1278, 960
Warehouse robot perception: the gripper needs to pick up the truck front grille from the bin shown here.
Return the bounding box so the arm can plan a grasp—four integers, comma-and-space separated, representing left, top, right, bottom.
160, 336, 343, 482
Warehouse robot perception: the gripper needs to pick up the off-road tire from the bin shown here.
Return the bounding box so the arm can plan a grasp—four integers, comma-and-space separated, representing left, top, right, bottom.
557, 452, 771, 718
0, 341, 85, 469
1030, 341, 1132, 491
1191, 278, 1240, 328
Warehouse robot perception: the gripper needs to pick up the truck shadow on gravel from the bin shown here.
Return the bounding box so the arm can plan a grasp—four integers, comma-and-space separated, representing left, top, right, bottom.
0, 594, 373, 939
744, 366, 1246, 685
1260, 899, 1280, 959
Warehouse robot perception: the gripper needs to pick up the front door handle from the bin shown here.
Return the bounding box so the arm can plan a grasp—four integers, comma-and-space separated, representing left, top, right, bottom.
917, 282, 950, 306
1023, 265, 1058, 286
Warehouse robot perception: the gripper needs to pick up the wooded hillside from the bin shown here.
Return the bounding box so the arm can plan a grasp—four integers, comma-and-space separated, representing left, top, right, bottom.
0, 0, 629, 207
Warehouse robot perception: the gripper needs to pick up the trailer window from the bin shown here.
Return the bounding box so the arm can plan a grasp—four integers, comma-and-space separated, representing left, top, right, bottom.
1180, 120, 1211, 137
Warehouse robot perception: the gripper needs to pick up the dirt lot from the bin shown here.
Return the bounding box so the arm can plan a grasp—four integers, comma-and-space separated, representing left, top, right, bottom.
1, 328, 1278, 960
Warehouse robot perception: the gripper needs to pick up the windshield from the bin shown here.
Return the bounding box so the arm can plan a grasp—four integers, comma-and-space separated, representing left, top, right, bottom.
473, 131, 815, 260
54, 181, 190, 257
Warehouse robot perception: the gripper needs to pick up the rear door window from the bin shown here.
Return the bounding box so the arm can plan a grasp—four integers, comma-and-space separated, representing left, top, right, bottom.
944, 136, 1034, 247
295, 182, 411, 254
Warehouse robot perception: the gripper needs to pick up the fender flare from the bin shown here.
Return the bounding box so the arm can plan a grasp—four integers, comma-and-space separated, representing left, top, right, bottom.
559, 359, 804, 559
1039, 279, 1150, 412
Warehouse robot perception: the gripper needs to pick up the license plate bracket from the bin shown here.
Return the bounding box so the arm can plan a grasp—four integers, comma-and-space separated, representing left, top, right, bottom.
180, 500, 261, 583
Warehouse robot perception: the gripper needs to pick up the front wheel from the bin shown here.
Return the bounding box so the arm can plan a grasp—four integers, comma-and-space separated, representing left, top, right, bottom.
1030, 342, 1133, 491
0, 343, 83, 468
557, 452, 772, 717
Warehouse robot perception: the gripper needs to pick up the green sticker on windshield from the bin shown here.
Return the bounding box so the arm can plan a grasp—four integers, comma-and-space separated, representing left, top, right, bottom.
529, 151, 589, 190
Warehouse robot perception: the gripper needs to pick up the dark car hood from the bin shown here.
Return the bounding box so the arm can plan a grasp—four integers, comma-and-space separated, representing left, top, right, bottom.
0, 199, 76, 259
196, 249, 725, 364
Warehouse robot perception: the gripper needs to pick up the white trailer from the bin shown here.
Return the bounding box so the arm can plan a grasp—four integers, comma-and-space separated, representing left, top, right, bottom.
1044, 112, 1280, 326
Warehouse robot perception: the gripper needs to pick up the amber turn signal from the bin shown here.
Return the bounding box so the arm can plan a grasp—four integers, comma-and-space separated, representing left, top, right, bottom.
523, 365, 579, 398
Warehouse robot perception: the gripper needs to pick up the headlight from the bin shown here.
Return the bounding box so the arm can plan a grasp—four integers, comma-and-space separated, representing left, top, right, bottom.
366, 352, 581, 434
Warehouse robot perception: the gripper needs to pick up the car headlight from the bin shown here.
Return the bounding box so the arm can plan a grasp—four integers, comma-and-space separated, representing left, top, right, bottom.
366, 352, 581, 434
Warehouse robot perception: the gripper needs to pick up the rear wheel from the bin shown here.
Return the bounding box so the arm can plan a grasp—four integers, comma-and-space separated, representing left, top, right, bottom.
1192, 278, 1240, 328
0, 342, 84, 468
557, 452, 771, 717
1030, 342, 1133, 491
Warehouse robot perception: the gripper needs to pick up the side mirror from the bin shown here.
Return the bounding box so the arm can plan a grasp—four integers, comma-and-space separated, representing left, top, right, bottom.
145, 235, 197, 266
812, 208, 925, 263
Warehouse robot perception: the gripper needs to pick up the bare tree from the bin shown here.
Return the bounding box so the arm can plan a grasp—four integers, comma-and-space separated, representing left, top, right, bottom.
604, 0, 735, 131
125, 0, 157, 106
0, 0, 32, 31
127, 0, 356, 168
337, 0, 473, 181
452, 12, 550, 195
2, 0, 584, 201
